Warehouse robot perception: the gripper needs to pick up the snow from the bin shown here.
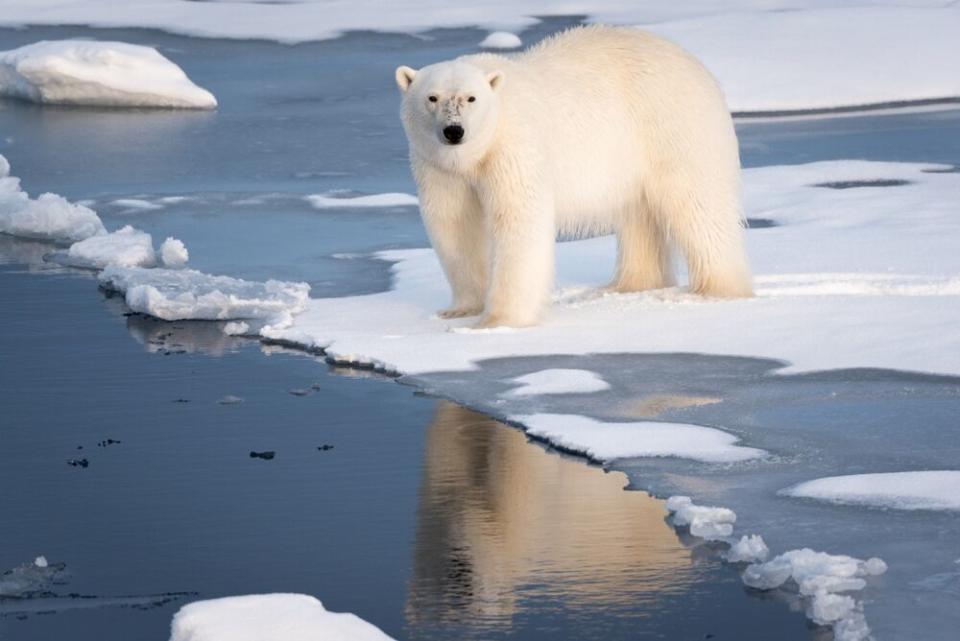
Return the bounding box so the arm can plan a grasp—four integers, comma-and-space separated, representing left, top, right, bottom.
223, 321, 250, 336
516, 415, 765, 464
742, 548, 887, 639
665, 496, 738, 540
782, 471, 960, 512
168, 593, 395, 641
506, 369, 609, 396
159, 237, 189, 268
0, 3, 957, 113
725, 535, 770, 564
0, 153, 106, 243
305, 192, 418, 210
0, 40, 216, 109
111, 198, 164, 211
479, 31, 522, 49
65, 225, 155, 269
265, 161, 960, 378
98, 266, 310, 330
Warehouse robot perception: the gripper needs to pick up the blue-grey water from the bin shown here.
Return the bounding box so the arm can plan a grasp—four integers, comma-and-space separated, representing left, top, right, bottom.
2, 18, 959, 641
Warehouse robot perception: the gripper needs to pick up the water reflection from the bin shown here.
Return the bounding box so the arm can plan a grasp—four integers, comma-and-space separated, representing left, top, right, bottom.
406, 403, 694, 636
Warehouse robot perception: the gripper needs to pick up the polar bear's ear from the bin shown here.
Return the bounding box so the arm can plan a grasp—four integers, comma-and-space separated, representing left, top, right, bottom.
395, 66, 418, 92
487, 70, 505, 91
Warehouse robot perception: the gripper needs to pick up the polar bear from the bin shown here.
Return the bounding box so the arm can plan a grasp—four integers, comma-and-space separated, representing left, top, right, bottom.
395, 25, 752, 328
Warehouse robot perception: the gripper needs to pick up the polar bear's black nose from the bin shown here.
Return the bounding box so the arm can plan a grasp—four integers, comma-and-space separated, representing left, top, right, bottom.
443, 125, 465, 144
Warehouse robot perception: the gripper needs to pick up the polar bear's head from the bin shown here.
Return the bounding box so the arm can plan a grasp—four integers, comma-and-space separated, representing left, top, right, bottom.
395, 61, 504, 167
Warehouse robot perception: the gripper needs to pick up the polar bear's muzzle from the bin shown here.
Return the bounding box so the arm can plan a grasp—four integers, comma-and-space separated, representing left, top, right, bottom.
442, 125, 465, 145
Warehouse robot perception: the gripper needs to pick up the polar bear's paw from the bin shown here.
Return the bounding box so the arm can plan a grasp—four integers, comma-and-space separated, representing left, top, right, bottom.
435, 305, 483, 319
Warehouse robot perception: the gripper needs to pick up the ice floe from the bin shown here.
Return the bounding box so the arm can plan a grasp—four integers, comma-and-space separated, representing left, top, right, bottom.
267, 161, 960, 377
665, 495, 738, 540
99, 266, 310, 329
0, 555, 65, 597
782, 471, 960, 512
516, 415, 765, 464
0, 3, 957, 113
0, 40, 216, 109
168, 593, 395, 641
64, 224, 155, 269
506, 368, 609, 396
305, 192, 418, 209
0, 153, 106, 243
479, 31, 522, 49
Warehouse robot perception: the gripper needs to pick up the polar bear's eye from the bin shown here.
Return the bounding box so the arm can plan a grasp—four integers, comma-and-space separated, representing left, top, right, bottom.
467, 96, 476, 103
428, 96, 438, 103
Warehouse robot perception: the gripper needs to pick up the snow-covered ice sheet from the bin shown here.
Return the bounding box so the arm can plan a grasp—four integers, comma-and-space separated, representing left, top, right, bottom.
782, 471, 960, 512
99, 266, 310, 329
305, 192, 418, 209
0, 40, 216, 109
64, 224, 155, 269
267, 160, 960, 377
0, 3, 957, 113
517, 414, 765, 464
506, 368, 609, 396
0, 153, 106, 243
168, 594, 395, 641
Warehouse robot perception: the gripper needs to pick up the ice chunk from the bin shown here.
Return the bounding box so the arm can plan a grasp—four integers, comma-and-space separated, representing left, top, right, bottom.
159, 237, 189, 268
0, 40, 216, 109
65, 225, 155, 268
168, 593, 395, 641
98, 265, 309, 329
725, 535, 770, 563
0, 556, 66, 597
479, 32, 522, 49
782, 471, 960, 511
517, 414, 766, 463
665, 496, 737, 540
808, 592, 856, 625
0, 154, 106, 243
222, 321, 250, 336
305, 192, 418, 209
506, 369, 609, 396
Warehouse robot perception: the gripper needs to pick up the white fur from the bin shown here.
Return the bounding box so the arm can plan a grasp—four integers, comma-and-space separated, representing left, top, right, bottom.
396, 26, 753, 328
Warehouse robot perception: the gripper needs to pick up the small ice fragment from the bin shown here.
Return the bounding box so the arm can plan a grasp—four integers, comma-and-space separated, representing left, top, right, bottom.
34, 556, 48, 568
864, 557, 888, 575
665, 495, 692, 512
808, 592, 856, 625
218, 395, 244, 405
725, 535, 770, 563
479, 31, 523, 49
160, 237, 189, 267
743, 556, 793, 589
223, 321, 250, 336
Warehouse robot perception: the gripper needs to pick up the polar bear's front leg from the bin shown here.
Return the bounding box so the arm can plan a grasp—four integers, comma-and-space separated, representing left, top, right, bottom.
475, 168, 555, 328
413, 163, 487, 318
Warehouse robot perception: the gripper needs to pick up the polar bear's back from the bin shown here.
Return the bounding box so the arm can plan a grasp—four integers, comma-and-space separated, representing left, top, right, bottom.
462, 26, 740, 235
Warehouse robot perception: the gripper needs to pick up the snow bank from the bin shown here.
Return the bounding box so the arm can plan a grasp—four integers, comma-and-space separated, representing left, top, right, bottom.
665, 496, 738, 540
782, 471, 960, 512
65, 225, 155, 268
267, 161, 960, 377
742, 549, 887, 639
516, 415, 765, 464
305, 192, 418, 210
479, 31, 522, 49
169, 594, 395, 641
0, 40, 216, 109
159, 237, 189, 268
506, 369, 609, 396
0, 3, 957, 113
0, 153, 106, 243
99, 266, 310, 329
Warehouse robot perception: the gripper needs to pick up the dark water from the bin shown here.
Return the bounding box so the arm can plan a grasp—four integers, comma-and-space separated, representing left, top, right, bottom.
0, 260, 816, 640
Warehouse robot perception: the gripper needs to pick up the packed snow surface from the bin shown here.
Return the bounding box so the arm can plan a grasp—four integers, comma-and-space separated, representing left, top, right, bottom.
65, 225, 155, 269
0, 153, 106, 243
168, 594, 395, 641
99, 266, 310, 330
159, 237, 189, 268
305, 192, 418, 209
479, 31, 522, 49
782, 471, 960, 512
267, 161, 960, 377
0, 3, 957, 112
0, 40, 216, 108
517, 415, 765, 464
506, 369, 609, 396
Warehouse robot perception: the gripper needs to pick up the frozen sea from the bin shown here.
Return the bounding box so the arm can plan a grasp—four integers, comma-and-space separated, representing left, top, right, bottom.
2, 18, 960, 641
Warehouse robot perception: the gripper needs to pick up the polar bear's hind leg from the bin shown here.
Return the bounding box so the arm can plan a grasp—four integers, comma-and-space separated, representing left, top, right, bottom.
609, 200, 676, 293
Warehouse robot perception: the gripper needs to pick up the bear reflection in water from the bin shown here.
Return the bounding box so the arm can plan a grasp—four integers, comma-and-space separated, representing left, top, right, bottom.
405, 402, 694, 630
